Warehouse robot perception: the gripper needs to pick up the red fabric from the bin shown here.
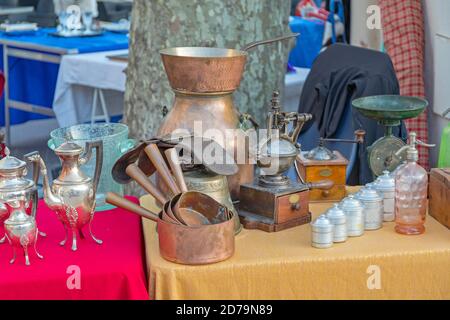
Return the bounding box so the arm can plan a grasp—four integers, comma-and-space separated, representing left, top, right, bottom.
0, 197, 148, 300
379, 0, 429, 169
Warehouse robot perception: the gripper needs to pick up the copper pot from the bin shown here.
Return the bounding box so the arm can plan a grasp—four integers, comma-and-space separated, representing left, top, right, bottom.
106, 192, 235, 265
157, 34, 299, 200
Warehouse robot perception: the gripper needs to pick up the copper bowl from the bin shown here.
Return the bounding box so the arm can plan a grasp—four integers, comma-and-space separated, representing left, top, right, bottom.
160, 47, 247, 93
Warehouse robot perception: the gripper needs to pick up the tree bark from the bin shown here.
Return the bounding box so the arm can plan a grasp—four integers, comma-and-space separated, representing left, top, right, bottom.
124, 0, 292, 140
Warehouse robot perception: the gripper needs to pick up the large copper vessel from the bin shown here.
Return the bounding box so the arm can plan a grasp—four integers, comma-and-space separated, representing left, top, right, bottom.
157, 35, 298, 199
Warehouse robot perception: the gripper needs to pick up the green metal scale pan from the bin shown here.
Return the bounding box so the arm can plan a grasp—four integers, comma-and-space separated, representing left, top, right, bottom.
352, 95, 427, 177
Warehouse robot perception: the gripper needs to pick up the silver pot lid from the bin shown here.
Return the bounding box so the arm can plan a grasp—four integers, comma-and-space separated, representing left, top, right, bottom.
260, 137, 298, 158
0, 148, 26, 173
340, 194, 363, 211
311, 214, 333, 230
358, 187, 382, 202
326, 203, 346, 219
55, 142, 84, 156
375, 170, 395, 191
305, 145, 336, 161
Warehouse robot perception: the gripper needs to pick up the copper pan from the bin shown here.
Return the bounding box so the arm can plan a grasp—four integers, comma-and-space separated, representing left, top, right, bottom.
106, 192, 235, 265
160, 33, 299, 93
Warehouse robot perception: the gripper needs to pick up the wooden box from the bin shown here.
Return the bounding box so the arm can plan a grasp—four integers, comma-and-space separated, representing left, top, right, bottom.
296, 151, 348, 202
429, 168, 450, 228
238, 183, 311, 232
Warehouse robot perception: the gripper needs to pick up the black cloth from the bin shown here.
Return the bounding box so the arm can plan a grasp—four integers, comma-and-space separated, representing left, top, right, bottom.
298, 43, 407, 184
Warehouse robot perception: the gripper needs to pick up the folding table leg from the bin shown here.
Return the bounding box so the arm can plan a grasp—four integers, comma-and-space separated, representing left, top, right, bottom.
98, 89, 110, 123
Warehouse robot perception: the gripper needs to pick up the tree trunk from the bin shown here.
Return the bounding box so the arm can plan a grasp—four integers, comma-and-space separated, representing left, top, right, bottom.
124, 0, 292, 139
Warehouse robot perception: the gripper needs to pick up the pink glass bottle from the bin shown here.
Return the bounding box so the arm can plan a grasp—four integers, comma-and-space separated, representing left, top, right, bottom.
394, 132, 434, 235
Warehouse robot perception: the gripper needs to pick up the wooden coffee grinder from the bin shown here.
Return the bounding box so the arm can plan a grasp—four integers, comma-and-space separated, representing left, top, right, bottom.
295, 130, 365, 202
239, 91, 333, 232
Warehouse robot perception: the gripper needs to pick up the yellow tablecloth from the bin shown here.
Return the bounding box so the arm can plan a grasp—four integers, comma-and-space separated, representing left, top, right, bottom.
140, 187, 450, 300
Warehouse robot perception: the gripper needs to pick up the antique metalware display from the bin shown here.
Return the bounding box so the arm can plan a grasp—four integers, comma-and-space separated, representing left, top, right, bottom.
374, 170, 395, 222
106, 141, 235, 265
352, 95, 427, 177
158, 34, 299, 200
311, 215, 334, 249
0, 148, 38, 244
26, 141, 103, 251
239, 91, 333, 232
296, 129, 365, 202
49, 123, 135, 211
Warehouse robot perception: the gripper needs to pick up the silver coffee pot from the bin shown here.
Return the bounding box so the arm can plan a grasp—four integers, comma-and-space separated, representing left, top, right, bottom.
0, 148, 38, 241
0, 148, 43, 265
26, 140, 103, 251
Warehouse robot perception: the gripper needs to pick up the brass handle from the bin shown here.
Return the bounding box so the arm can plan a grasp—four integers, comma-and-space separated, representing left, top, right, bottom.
291, 203, 301, 211
307, 179, 334, 190
322, 190, 330, 197
164, 148, 188, 192
144, 144, 181, 195
105, 192, 159, 222
125, 163, 168, 205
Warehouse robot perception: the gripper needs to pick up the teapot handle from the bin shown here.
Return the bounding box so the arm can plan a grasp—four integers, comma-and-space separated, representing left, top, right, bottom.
80, 141, 103, 195
24, 151, 41, 185
24, 151, 42, 219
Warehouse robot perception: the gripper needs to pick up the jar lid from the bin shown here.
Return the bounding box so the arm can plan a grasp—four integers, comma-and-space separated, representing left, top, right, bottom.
340, 194, 363, 211
326, 203, 346, 219
311, 214, 333, 230
0, 148, 26, 173
358, 187, 382, 202
55, 142, 84, 156
374, 170, 395, 191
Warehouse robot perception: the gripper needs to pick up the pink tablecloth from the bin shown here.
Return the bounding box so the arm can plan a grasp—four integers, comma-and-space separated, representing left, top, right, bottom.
0, 197, 148, 300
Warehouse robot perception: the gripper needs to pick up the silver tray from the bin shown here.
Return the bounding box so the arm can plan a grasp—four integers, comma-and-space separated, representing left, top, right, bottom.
49, 30, 103, 38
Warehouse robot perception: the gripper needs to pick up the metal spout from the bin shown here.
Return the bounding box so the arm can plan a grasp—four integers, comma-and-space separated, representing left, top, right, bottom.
25, 152, 62, 210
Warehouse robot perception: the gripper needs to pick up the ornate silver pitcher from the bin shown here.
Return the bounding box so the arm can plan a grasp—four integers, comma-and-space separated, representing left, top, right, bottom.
26, 141, 103, 251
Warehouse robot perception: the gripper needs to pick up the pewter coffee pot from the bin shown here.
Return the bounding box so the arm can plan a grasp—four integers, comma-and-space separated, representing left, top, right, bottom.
26, 141, 103, 251
0, 148, 38, 244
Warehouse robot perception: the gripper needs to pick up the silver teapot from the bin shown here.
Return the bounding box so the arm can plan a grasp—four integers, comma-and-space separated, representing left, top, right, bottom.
26, 140, 103, 251
0, 148, 38, 243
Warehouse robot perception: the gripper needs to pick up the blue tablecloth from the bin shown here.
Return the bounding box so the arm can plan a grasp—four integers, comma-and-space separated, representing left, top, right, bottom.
288, 17, 325, 69
0, 28, 129, 126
